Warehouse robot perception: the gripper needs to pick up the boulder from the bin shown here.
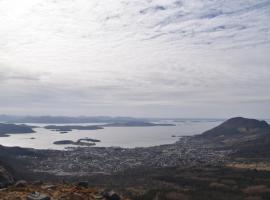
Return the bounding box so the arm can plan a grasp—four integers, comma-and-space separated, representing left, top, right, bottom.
15, 180, 27, 187
102, 190, 121, 200
41, 184, 57, 190
27, 192, 51, 200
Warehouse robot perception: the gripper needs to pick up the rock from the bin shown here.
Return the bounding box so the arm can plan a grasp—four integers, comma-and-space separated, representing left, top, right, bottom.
92, 194, 104, 199
41, 184, 57, 190
0, 187, 7, 192
27, 192, 51, 200
77, 181, 88, 187
102, 190, 121, 200
15, 180, 27, 187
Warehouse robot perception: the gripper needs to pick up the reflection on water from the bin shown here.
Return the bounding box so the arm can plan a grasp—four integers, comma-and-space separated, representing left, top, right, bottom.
0, 120, 223, 150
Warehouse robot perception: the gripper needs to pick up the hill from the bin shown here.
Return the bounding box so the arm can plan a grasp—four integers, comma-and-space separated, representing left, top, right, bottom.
197, 117, 270, 144
196, 117, 270, 159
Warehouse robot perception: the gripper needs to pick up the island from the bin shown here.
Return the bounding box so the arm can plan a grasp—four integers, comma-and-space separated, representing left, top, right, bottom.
44, 125, 103, 132
44, 122, 175, 133
53, 137, 101, 146
77, 137, 101, 143
0, 123, 35, 137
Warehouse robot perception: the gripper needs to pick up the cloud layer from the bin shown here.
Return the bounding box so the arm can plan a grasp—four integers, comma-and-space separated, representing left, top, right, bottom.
0, 0, 269, 118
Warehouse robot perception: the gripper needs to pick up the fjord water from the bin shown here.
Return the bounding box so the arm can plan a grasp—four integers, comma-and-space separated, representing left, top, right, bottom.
0, 120, 224, 150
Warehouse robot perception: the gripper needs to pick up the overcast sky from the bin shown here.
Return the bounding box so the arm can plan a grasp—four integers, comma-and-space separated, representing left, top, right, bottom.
0, 0, 269, 118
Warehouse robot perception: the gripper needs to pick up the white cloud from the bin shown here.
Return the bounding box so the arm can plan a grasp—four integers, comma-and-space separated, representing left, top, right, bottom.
0, 0, 269, 118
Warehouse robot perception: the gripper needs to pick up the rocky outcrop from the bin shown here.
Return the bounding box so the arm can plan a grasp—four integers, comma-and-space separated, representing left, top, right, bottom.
27, 192, 51, 200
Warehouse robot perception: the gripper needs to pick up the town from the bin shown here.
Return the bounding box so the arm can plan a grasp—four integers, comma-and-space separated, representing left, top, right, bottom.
21, 137, 230, 177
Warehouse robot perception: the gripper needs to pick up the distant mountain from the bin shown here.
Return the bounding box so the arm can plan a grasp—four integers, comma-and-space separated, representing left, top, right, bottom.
0, 115, 151, 124
44, 125, 103, 131
103, 121, 175, 127
0, 123, 35, 137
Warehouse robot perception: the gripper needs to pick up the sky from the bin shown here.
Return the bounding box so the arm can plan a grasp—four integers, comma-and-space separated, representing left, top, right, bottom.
0, 0, 270, 118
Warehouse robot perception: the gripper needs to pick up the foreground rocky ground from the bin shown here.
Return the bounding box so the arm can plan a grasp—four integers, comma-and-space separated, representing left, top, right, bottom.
2, 166, 270, 200
1, 159, 270, 200
0, 182, 127, 200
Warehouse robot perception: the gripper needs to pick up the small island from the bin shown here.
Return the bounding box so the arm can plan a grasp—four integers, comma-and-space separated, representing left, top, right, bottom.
77, 137, 101, 143
53, 137, 101, 146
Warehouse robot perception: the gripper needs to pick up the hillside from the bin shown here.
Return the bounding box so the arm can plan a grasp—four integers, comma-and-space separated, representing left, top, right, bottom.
195, 117, 270, 160
196, 117, 270, 145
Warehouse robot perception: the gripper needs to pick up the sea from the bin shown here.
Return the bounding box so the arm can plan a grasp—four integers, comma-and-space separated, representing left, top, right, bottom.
0, 119, 232, 150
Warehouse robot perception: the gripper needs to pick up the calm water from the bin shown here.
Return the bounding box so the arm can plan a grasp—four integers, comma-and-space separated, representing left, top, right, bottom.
0, 120, 224, 150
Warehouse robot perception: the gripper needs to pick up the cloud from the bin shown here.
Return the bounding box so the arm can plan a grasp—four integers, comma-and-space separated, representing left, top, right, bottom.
0, 0, 269, 117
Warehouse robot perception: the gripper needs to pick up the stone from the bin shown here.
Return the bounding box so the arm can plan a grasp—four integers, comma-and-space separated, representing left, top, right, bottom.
103, 190, 121, 200
41, 184, 57, 190
15, 180, 27, 187
93, 194, 104, 199
27, 192, 51, 200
